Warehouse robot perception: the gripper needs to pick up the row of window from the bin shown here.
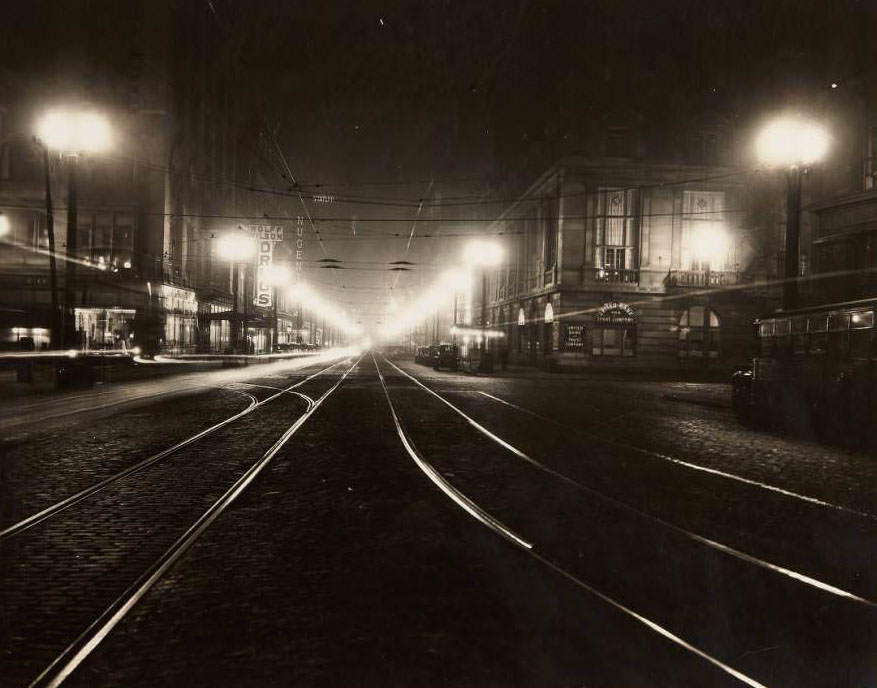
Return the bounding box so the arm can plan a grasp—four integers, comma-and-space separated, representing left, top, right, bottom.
758, 310, 877, 360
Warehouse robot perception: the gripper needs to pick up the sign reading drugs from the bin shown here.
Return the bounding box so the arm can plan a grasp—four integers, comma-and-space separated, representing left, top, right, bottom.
246, 224, 285, 309
254, 239, 274, 308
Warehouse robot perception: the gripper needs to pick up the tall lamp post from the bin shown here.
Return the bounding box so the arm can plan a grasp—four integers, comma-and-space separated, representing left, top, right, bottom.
36, 109, 112, 349
217, 231, 257, 353
756, 117, 829, 310
463, 238, 504, 372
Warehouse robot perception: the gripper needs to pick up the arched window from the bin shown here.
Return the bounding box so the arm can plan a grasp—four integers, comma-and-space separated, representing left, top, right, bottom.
678, 306, 720, 358
544, 302, 554, 323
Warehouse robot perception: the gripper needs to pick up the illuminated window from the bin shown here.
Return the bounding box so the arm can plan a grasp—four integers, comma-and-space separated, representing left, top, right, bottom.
594, 188, 638, 279
681, 191, 729, 271
678, 306, 720, 358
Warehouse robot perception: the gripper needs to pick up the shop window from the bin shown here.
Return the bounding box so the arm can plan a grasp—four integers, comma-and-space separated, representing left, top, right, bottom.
679, 306, 720, 358
592, 326, 636, 357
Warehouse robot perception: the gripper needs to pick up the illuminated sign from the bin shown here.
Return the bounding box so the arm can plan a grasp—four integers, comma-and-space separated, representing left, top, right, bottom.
246, 225, 285, 309
595, 302, 636, 324
247, 224, 284, 241
564, 323, 586, 350
254, 239, 274, 308
295, 215, 304, 275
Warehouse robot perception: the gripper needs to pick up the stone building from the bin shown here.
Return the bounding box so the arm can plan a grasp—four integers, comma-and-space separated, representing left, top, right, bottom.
480, 156, 780, 372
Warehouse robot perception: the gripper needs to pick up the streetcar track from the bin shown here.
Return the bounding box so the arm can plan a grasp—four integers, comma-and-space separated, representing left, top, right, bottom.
231, 382, 316, 409
28, 355, 363, 688
0, 358, 344, 542
381, 357, 876, 607
374, 354, 769, 688
475, 390, 877, 522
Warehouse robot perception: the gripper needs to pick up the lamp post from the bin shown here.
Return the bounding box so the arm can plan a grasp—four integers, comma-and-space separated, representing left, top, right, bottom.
262, 263, 293, 352
756, 116, 829, 310
463, 238, 503, 372
36, 109, 111, 349
217, 231, 257, 353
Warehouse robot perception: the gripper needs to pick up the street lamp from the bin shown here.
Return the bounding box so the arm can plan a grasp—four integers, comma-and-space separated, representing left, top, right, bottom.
262, 263, 293, 351
463, 238, 504, 372
217, 231, 257, 353
36, 108, 112, 349
756, 116, 829, 309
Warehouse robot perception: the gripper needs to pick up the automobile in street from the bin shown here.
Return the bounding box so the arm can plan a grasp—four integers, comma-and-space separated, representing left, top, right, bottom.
433, 343, 459, 371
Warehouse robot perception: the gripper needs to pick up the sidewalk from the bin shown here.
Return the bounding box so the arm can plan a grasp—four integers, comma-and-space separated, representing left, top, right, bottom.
0, 353, 335, 435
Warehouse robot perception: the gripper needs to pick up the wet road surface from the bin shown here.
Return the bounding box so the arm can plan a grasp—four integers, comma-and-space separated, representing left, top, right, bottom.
1, 353, 875, 687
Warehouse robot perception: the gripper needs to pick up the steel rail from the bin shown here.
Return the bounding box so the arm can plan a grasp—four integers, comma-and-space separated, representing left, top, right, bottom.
0, 358, 344, 541
374, 354, 769, 688
476, 390, 877, 522
29, 355, 363, 688
381, 357, 876, 608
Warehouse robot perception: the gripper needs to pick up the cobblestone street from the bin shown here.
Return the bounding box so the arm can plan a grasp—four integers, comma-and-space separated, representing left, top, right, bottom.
1, 353, 875, 687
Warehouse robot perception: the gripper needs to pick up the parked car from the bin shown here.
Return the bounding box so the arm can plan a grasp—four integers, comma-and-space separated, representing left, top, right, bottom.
434, 343, 459, 371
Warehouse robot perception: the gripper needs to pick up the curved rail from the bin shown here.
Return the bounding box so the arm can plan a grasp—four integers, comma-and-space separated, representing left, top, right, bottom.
380, 356, 875, 608
476, 390, 877, 522
29, 355, 362, 688
373, 354, 769, 688
0, 359, 344, 541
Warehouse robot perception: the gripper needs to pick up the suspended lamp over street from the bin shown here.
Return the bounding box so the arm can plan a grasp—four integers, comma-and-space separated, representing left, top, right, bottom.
36, 109, 112, 155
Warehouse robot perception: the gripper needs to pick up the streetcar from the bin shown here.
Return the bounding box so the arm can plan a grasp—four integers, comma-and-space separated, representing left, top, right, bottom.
732, 297, 877, 445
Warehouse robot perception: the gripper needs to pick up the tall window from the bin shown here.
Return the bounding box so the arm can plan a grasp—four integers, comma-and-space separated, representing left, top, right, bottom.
681, 191, 729, 271
595, 188, 638, 277
678, 306, 720, 358
542, 196, 557, 283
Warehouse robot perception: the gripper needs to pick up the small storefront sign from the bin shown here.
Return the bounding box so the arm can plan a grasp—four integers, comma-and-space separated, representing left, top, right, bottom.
563, 323, 586, 351
595, 302, 636, 324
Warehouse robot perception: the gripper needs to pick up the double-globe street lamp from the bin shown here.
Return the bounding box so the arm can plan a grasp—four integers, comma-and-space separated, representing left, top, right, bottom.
755, 116, 829, 310
36, 108, 112, 348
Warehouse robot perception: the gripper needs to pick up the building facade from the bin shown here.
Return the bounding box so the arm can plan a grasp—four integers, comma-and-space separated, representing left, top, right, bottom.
0, 3, 337, 355
482, 157, 781, 372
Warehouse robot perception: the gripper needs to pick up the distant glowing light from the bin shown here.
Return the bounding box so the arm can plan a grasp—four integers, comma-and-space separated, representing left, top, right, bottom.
463, 238, 504, 267
691, 225, 730, 265
36, 110, 112, 154
217, 233, 258, 261
450, 326, 505, 338
755, 117, 829, 167
831, 83, 838, 89
262, 263, 293, 287
0, 214, 10, 238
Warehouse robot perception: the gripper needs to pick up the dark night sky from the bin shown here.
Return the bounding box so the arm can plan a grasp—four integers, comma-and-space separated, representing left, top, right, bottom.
220, 0, 876, 321
2, 0, 875, 324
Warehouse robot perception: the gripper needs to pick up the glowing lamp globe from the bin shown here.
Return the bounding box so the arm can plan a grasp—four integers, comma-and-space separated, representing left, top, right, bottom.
36, 110, 112, 154
217, 233, 257, 261
756, 117, 829, 167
